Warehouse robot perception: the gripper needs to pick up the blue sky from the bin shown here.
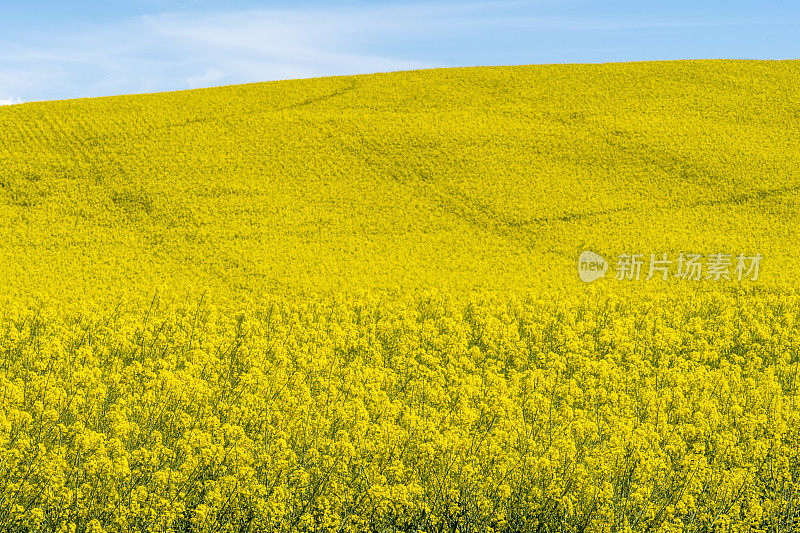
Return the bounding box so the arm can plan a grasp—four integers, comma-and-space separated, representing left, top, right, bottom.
1, 0, 798, 104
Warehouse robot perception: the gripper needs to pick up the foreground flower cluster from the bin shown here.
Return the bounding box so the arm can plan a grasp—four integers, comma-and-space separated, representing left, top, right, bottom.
1, 291, 798, 532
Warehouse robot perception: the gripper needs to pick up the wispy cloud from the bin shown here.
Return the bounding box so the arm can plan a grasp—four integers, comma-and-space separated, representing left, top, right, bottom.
0, 97, 23, 106
0, 2, 460, 102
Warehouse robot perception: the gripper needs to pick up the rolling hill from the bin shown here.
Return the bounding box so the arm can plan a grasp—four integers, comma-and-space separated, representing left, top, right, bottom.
2, 61, 800, 532
2, 60, 799, 308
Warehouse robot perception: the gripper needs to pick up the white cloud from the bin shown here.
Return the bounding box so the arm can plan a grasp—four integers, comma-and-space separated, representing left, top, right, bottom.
0, 97, 23, 106
0, 3, 455, 102
139, 6, 449, 86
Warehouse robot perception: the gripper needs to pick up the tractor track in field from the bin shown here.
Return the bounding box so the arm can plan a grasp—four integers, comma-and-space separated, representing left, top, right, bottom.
338, 132, 800, 263
41, 81, 360, 149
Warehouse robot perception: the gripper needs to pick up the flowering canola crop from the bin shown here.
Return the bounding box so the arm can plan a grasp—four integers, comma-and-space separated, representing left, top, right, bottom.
1, 60, 800, 531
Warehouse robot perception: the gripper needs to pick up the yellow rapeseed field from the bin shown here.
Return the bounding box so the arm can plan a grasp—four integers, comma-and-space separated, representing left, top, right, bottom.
1, 60, 799, 531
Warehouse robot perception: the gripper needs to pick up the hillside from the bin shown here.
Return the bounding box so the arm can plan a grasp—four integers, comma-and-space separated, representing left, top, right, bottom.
2, 60, 799, 308
3, 61, 800, 532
